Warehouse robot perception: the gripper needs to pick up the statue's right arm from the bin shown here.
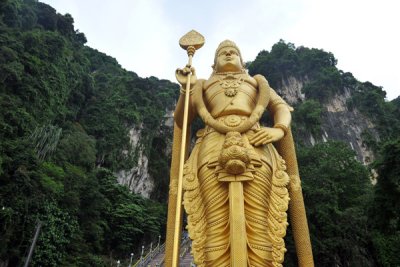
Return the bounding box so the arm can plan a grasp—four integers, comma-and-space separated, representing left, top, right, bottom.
175, 70, 207, 129
174, 83, 198, 128
174, 66, 197, 128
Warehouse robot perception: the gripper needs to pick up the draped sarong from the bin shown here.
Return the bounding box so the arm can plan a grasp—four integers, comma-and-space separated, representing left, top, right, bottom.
183, 128, 290, 267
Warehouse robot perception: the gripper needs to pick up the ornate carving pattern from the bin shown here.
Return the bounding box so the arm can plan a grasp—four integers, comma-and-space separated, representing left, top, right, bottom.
179, 30, 205, 50
219, 74, 243, 97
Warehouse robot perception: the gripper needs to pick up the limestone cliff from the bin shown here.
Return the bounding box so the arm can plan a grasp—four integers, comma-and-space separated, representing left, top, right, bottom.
116, 127, 153, 197
277, 76, 379, 164
116, 109, 174, 198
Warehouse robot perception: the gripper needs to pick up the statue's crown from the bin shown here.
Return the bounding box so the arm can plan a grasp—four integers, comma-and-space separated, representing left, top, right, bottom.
215, 40, 242, 59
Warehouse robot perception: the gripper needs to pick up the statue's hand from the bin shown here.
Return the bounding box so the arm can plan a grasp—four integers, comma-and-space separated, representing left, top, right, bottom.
249, 127, 284, 146
175, 65, 197, 88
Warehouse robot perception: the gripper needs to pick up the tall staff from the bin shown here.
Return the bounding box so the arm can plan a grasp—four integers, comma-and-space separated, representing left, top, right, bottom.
165, 30, 204, 267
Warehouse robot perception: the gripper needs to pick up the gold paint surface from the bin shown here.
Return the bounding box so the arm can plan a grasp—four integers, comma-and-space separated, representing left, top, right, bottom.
165, 38, 314, 267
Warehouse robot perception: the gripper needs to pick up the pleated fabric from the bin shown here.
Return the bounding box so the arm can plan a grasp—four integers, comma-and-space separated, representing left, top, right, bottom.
183, 130, 290, 267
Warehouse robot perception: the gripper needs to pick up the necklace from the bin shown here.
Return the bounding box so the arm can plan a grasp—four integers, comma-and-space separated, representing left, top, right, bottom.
219, 74, 243, 97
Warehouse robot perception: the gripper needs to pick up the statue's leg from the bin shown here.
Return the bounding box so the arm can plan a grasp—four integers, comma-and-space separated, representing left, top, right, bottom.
243, 163, 275, 267
198, 165, 230, 266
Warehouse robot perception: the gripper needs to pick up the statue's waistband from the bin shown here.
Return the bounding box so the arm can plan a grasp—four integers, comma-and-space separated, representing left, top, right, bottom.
198, 115, 261, 138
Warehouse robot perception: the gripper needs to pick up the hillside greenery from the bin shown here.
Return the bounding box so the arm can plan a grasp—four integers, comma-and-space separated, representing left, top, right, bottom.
1, 1, 399, 267
249, 40, 400, 140
0, 0, 177, 265
249, 40, 400, 266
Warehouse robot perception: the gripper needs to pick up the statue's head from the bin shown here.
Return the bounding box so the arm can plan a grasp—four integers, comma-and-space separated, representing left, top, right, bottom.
213, 40, 245, 74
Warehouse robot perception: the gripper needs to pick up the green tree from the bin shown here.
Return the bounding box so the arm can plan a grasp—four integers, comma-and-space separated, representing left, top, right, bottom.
31, 202, 78, 267
292, 99, 322, 137
369, 139, 400, 267
285, 142, 374, 266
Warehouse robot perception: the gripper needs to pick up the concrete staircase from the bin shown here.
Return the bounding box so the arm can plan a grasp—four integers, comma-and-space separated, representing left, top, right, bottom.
146, 238, 194, 267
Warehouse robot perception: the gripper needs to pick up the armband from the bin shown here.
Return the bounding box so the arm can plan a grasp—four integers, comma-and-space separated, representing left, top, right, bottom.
274, 123, 289, 136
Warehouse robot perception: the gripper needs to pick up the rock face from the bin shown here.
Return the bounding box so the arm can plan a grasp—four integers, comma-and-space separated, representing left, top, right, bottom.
115, 127, 154, 198
116, 109, 175, 197
278, 76, 379, 164
321, 101, 378, 165
279, 76, 307, 104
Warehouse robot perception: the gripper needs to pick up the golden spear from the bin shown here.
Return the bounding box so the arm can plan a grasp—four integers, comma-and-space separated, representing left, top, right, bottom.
165, 30, 204, 267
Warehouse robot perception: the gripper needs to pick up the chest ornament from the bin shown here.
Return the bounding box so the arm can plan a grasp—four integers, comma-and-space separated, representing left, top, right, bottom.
219, 74, 244, 97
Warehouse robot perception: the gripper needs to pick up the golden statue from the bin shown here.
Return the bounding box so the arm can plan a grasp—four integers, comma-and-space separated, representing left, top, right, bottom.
165, 32, 314, 267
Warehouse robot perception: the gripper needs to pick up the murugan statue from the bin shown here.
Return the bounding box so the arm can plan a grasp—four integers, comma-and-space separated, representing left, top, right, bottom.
165, 37, 314, 267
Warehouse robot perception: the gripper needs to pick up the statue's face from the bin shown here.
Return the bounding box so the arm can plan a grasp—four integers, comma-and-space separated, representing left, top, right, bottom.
215, 47, 242, 73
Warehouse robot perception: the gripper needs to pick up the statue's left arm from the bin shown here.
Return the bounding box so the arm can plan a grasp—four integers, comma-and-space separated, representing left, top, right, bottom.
249, 85, 292, 146
268, 88, 292, 135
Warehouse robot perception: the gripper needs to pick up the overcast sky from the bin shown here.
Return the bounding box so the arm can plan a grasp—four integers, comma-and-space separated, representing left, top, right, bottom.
42, 0, 399, 100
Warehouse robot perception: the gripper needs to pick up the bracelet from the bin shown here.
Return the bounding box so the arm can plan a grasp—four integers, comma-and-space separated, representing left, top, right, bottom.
273, 123, 289, 136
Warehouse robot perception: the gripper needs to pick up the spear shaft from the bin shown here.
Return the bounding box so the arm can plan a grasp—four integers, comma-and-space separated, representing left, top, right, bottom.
171, 50, 193, 267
